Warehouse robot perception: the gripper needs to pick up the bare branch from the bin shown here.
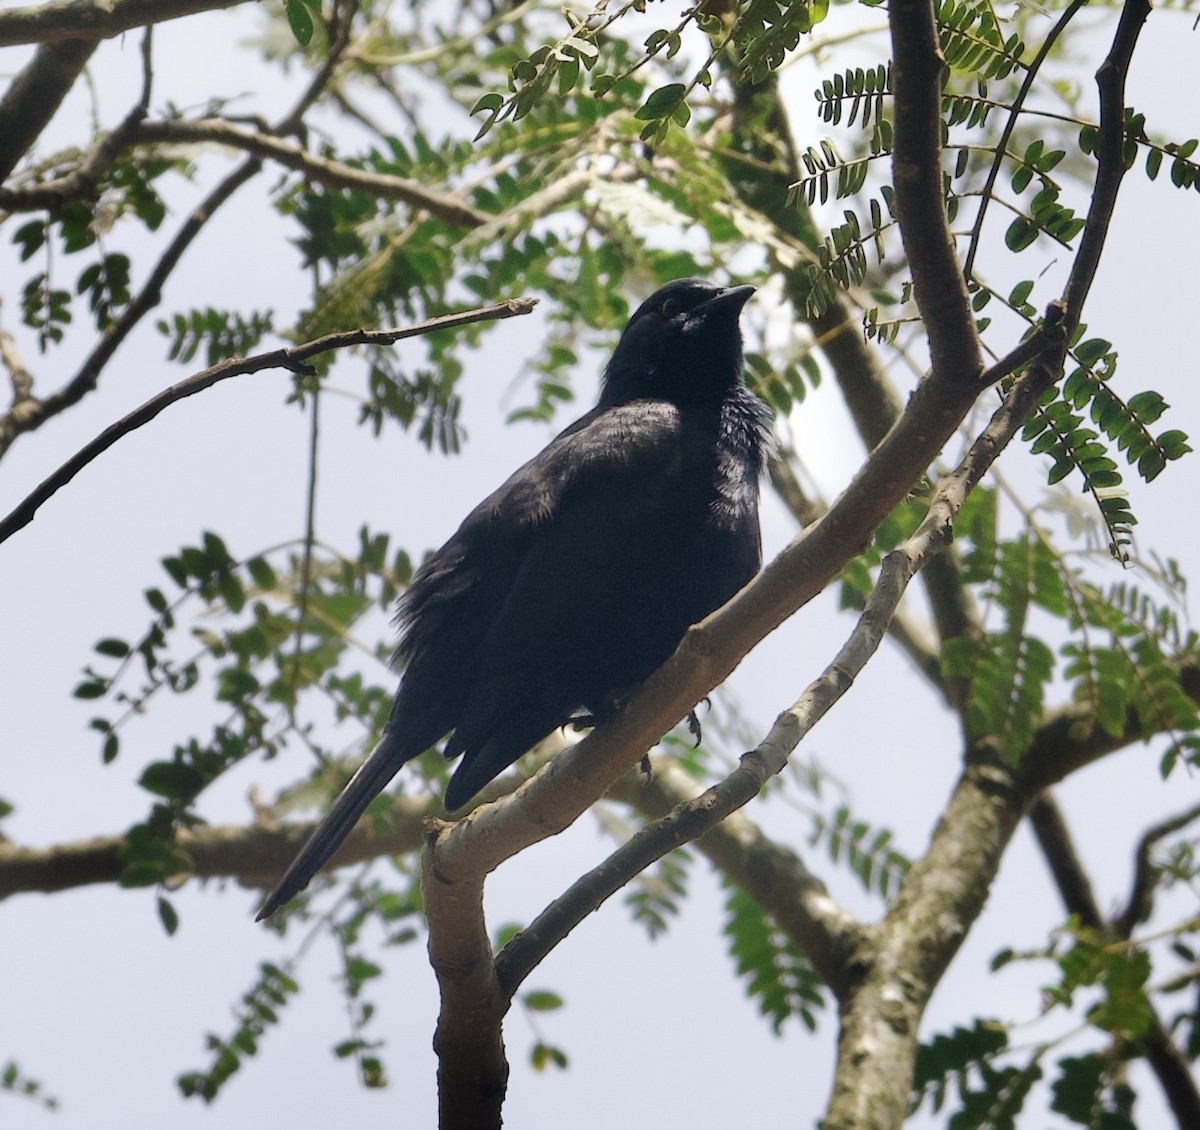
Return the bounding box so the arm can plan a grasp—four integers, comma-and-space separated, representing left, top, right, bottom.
1115, 799, 1200, 939
0, 298, 538, 545
127, 119, 492, 228
962, 1, 1089, 279
0, 798, 433, 898
1061, 0, 1151, 323
499, 758, 865, 1000
1028, 792, 1104, 926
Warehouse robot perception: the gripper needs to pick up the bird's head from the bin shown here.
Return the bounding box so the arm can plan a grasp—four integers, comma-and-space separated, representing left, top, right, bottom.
599, 278, 755, 408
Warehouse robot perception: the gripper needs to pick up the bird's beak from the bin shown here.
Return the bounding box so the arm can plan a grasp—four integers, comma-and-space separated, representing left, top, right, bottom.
704, 284, 756, 316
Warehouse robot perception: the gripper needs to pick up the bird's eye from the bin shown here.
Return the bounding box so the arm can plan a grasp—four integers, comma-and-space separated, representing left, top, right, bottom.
661, 297, 681, 319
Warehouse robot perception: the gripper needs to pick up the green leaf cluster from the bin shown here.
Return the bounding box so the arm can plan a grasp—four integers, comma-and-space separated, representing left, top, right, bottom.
723, 886, 826, 1033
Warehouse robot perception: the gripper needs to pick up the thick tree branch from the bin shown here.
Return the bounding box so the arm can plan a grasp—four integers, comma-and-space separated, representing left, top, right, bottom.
724, 73, 982, 708
826, 756, 1027, 1130
0, 39, 97, 182
422, 826, 509, 1130
0, 0, 246, 47
1016, 657, 1200, 792
888, 0, 984, 387
0, 299, 537, 545
0, 799, 433, 899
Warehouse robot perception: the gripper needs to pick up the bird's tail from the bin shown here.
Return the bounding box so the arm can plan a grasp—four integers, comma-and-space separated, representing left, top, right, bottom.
256, 730, 412, 920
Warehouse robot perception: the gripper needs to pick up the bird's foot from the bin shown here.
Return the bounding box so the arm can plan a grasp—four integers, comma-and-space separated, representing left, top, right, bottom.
685, 696, 711, 747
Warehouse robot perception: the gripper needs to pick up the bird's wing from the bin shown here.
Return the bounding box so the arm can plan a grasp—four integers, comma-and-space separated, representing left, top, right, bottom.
437, 400, 710, 804
395, 398, 690, 671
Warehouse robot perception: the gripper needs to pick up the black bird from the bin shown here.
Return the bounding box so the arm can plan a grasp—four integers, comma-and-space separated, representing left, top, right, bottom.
257, 278, 770, 919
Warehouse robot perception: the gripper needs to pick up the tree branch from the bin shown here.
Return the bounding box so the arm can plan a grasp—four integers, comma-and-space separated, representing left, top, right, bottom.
0, 153, 263, 460
421, 824, 509, 1130
0, 9, 356, 460
962, 0, 1089, 279
0, 798, 434, 899
887, 0, 984, 386
0, 0, 247, 47
1060, 0, 1151, 323
0, 299, 537, 545
0, 38, 98, 182
724, 72, 982, 710
124, 119, 491, 228
499, 757, 865, 1000
826, 756, 1027, 1130
1027, 792, 1103, 925
0, 301, 35, 407
1115, 799, 1200, 939
420, 340, 1064, 1125
1028, 793, 1200, 1130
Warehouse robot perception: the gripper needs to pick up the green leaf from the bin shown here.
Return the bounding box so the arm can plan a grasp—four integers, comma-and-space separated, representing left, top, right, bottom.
470, 92, 504, 116
634, 83, 687, 121
1005, 216, 1039, 252
522, 990, 564, 1012
285, 0, 314, 44
157, 895, 181, 936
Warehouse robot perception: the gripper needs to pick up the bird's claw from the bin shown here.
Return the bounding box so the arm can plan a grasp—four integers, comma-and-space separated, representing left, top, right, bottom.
685, 696, 711, 747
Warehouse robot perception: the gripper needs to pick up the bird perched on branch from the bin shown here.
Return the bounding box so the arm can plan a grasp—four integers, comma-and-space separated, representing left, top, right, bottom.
258, 278, 770, 919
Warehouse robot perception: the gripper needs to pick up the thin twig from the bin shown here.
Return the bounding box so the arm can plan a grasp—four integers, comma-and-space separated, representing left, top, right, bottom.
1060, 0, 1151, 323
962, 1, 1088, 279
0, 299, 537, 545
288, 372, 322, 714
119, 119, 490, 228
1115, 799, 1200, 939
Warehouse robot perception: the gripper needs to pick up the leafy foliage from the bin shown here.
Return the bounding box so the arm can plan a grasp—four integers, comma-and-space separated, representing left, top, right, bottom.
809, 804, 910, 899
0, 1060, 59, 1112
723, 885, 826, 1033
177, 962, 300, 1102
157, 307, 275, 366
